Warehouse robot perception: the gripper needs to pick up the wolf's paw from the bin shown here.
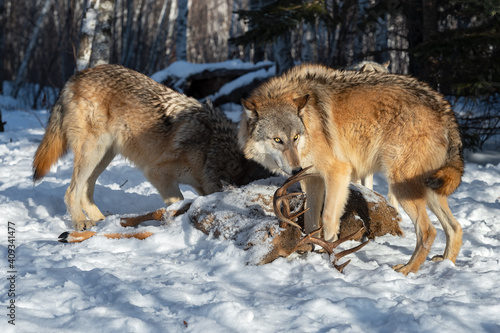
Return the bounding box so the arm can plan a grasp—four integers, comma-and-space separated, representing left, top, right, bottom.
431, 255, 444, 262
392, 263, 413, 276
73, 220, 97, 231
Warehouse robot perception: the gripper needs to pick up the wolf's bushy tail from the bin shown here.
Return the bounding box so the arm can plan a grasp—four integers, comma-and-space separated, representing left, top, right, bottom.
425, 114, 464, 197
33, 98, 68, 181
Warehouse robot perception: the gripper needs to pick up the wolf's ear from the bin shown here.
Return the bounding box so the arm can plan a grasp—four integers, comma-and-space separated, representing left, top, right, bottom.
360, 63, 375, 72
241, 98, 258, 120
293, 94, 310, 115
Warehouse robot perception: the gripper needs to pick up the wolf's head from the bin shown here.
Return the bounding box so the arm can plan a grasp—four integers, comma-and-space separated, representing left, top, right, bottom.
238, 95, 309, 176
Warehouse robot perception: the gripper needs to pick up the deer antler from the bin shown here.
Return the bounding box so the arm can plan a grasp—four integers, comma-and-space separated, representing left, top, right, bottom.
273, 166, 319, 229
273, 166, 369, 272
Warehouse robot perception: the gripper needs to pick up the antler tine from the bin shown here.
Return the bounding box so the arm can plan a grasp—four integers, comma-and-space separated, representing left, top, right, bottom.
295, 227, 369, 272
334, 260, 351, 273
274, 166, 317, 195
274, 198, 303, 229
273, 166, 319, 229
331, 226, 366, 248
334, 240, 370, 261
275, 191, 306, 214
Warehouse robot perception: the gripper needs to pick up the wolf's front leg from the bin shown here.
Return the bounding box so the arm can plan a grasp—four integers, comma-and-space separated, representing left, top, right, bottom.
321, 164, 352, 241
144, 170, 184, 206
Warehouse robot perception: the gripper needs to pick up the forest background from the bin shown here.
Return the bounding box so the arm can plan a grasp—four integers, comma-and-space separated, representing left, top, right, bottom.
0, 0, 499, 150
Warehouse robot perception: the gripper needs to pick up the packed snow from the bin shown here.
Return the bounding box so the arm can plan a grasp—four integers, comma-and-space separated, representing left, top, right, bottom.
1, 74, 500, 333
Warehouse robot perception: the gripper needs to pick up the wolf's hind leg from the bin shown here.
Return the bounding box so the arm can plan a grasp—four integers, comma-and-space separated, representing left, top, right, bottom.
65, 176, 89, 230
361, 174, 373, 189
391, 182, 437, 275
81, 146, 116, 221
426, 191, 462, 263
388, 188, 400, 212
65, 138, 113, 230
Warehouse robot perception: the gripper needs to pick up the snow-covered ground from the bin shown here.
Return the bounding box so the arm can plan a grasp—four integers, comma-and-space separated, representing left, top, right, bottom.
1, 87, 500, 333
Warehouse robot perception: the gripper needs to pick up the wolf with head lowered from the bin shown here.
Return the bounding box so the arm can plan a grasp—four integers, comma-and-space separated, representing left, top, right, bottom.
33, 64, 263, 231
239, 64, 464, 275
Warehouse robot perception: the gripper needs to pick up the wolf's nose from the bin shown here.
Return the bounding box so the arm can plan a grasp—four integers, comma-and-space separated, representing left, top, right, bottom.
292, 167, 303, 175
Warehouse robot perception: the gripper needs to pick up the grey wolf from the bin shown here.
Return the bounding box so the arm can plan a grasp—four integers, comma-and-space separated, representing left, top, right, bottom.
239, 63, 464, 275
33, 64, 258, 231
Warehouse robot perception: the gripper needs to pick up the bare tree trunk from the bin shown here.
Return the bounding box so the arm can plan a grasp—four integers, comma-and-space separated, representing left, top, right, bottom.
206, 0, 229, 62
325, 0, 338, 65
131, 0, 155, 69
421, 0, 438, 82
374, 10, 389, 65
122, 0, 146, 67
77, 0, 97, 71
387, 11, 409, 74
145, 0, 169, 75
274, 33, 294, 75
175, 0, 189, 61
334, 0, 358, 67
53, 0, 72, 84
352, 0, 367, 62
89, 0, 115, 67
120, 0, 134, 64
228, 0, 246, 60
12, 0, 53, 98
165, 0, 178, 62
301, 20, 318, 63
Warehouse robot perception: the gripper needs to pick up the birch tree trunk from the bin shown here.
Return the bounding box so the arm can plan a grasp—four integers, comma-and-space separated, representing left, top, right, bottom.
165, 0, 178, 62
12, 0, 53, 98
206, 0, 229, 62
89, 0, 115, 68
77, 0, 98, 71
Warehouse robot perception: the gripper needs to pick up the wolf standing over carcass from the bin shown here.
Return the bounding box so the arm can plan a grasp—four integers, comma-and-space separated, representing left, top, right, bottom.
238, 64, 464, 275
33, 64, 253, 231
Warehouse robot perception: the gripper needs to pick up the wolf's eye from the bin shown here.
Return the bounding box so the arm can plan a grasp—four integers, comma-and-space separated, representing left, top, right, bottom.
274, 137, 283, 144
293, 134, 300, 141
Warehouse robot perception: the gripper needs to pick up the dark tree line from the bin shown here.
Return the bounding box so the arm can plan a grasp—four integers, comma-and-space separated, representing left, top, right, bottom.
0, 0, 499, 149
